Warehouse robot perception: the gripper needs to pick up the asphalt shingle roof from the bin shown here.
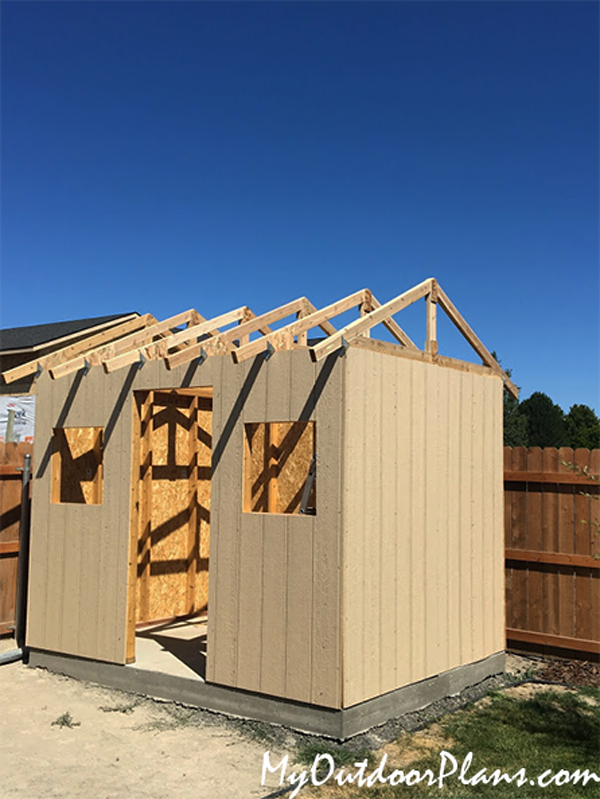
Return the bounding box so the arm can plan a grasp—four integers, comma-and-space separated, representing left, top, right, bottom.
0, 313, 138, 352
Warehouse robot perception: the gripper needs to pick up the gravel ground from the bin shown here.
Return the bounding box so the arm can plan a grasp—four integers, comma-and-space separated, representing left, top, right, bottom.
0, 651, 596, 799
0, 660, 298, 799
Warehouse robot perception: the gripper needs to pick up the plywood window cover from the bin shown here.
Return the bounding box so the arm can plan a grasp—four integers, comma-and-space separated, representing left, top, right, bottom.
1, 278, 518, 398
51, 426, 103, 505
244, 421, 316, 515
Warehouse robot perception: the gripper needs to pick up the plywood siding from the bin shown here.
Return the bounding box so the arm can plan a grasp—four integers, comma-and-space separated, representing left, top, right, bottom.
207, 350, 344, 708
27, 349, 343, 708
342, 348, 504, 708
27, 366, 133, 663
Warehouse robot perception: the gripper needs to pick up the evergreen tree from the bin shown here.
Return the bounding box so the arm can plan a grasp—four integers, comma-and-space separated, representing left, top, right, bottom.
520, 392, 569, 448
491, 352, 528, 446
504, 388, 529, 447
566, 404, 600, 449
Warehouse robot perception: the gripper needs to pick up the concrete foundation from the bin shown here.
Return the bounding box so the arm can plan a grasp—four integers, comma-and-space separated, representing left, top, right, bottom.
27, 649, 505, 739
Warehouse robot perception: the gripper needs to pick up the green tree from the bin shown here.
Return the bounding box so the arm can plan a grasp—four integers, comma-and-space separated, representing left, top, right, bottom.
491, 352, 528, 446
520, 391, 569, 448
504, 388, 529, 447
566, 404, 600, 449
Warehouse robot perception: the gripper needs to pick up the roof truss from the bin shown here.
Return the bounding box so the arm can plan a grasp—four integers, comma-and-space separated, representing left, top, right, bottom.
0, 279, 518, 397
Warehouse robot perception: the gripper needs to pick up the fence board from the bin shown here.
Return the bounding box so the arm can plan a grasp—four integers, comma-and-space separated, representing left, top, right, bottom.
541, 447, 560, 636
0, 443, 33, 636
509, 447, 528, 630
505, 446, 599, 658
526, 448, 543, 632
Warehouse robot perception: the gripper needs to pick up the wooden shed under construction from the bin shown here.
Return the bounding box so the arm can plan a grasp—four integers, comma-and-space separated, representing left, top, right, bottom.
3, 278, 516, 737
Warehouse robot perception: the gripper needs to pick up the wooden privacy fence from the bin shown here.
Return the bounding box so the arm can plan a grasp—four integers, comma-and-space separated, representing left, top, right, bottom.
0, 442, 33, 636
505, 447, 600, 657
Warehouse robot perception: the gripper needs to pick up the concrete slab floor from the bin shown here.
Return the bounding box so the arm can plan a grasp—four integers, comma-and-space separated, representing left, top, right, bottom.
130, 617, 207, 681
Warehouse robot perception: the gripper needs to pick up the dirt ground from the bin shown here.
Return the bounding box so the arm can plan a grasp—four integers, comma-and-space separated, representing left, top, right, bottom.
1, 651, 596, 799
0, 660, 296, 799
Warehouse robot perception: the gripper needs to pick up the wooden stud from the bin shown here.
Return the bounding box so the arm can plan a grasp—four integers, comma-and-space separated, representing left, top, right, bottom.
296, 309, 308, 346
359, 292, 372, 338
2, 314, 154, 384
310, 279, 434, 361
267, 423, 279, 514
232, 289, 368, 364
138, 392, 153, 623
186, 396, 199, 614
425, 289, 438, 355
126, 394, 143, 662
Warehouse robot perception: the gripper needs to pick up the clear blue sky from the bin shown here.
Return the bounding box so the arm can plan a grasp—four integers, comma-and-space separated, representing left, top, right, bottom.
2, 1, 598, 412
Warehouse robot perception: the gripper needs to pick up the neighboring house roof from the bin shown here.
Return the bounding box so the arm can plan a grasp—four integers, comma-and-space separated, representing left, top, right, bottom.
0, 313, 139, 355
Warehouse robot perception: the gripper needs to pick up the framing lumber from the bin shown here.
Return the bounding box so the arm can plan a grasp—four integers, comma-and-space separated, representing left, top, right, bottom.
167, 297, 308, 370
349, 336, 501, 379
51, 310, 203, 379
2, 314, 154, 384
102, 308, 247, 373
425, 288, 438, 355
310, 279, 434, 362
370, 294, 418, 349
436, 285, 518, 398
231, 289, 368, 364
302, 300, 337, 336
359, 293, 372, 338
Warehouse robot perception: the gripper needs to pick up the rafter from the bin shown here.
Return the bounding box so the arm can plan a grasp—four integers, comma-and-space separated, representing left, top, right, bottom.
310, 279, 434, 362
50, 309, 203, 379
369, 294, 418, 349
435, 285, 518, 398
166, 297, 308, 370
2, 313, 155, 384
231, 289, 368, 364
102, 307, 247, 373
302, 299, 337, 337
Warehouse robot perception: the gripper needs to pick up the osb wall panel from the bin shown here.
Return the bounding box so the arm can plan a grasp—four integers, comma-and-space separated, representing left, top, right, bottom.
51, 427, 102, 504
342, 348, 504, 708
27, 348, 343, 711
243, 421, 315, 514
147, 394, 193, 620
135, 393, 212, 623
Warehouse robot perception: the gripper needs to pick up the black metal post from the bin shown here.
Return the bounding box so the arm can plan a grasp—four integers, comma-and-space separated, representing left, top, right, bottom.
15, 454, 32, 650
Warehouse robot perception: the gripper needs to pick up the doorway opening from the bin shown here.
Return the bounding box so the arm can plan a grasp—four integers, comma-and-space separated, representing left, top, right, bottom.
127, 387, 212, 680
